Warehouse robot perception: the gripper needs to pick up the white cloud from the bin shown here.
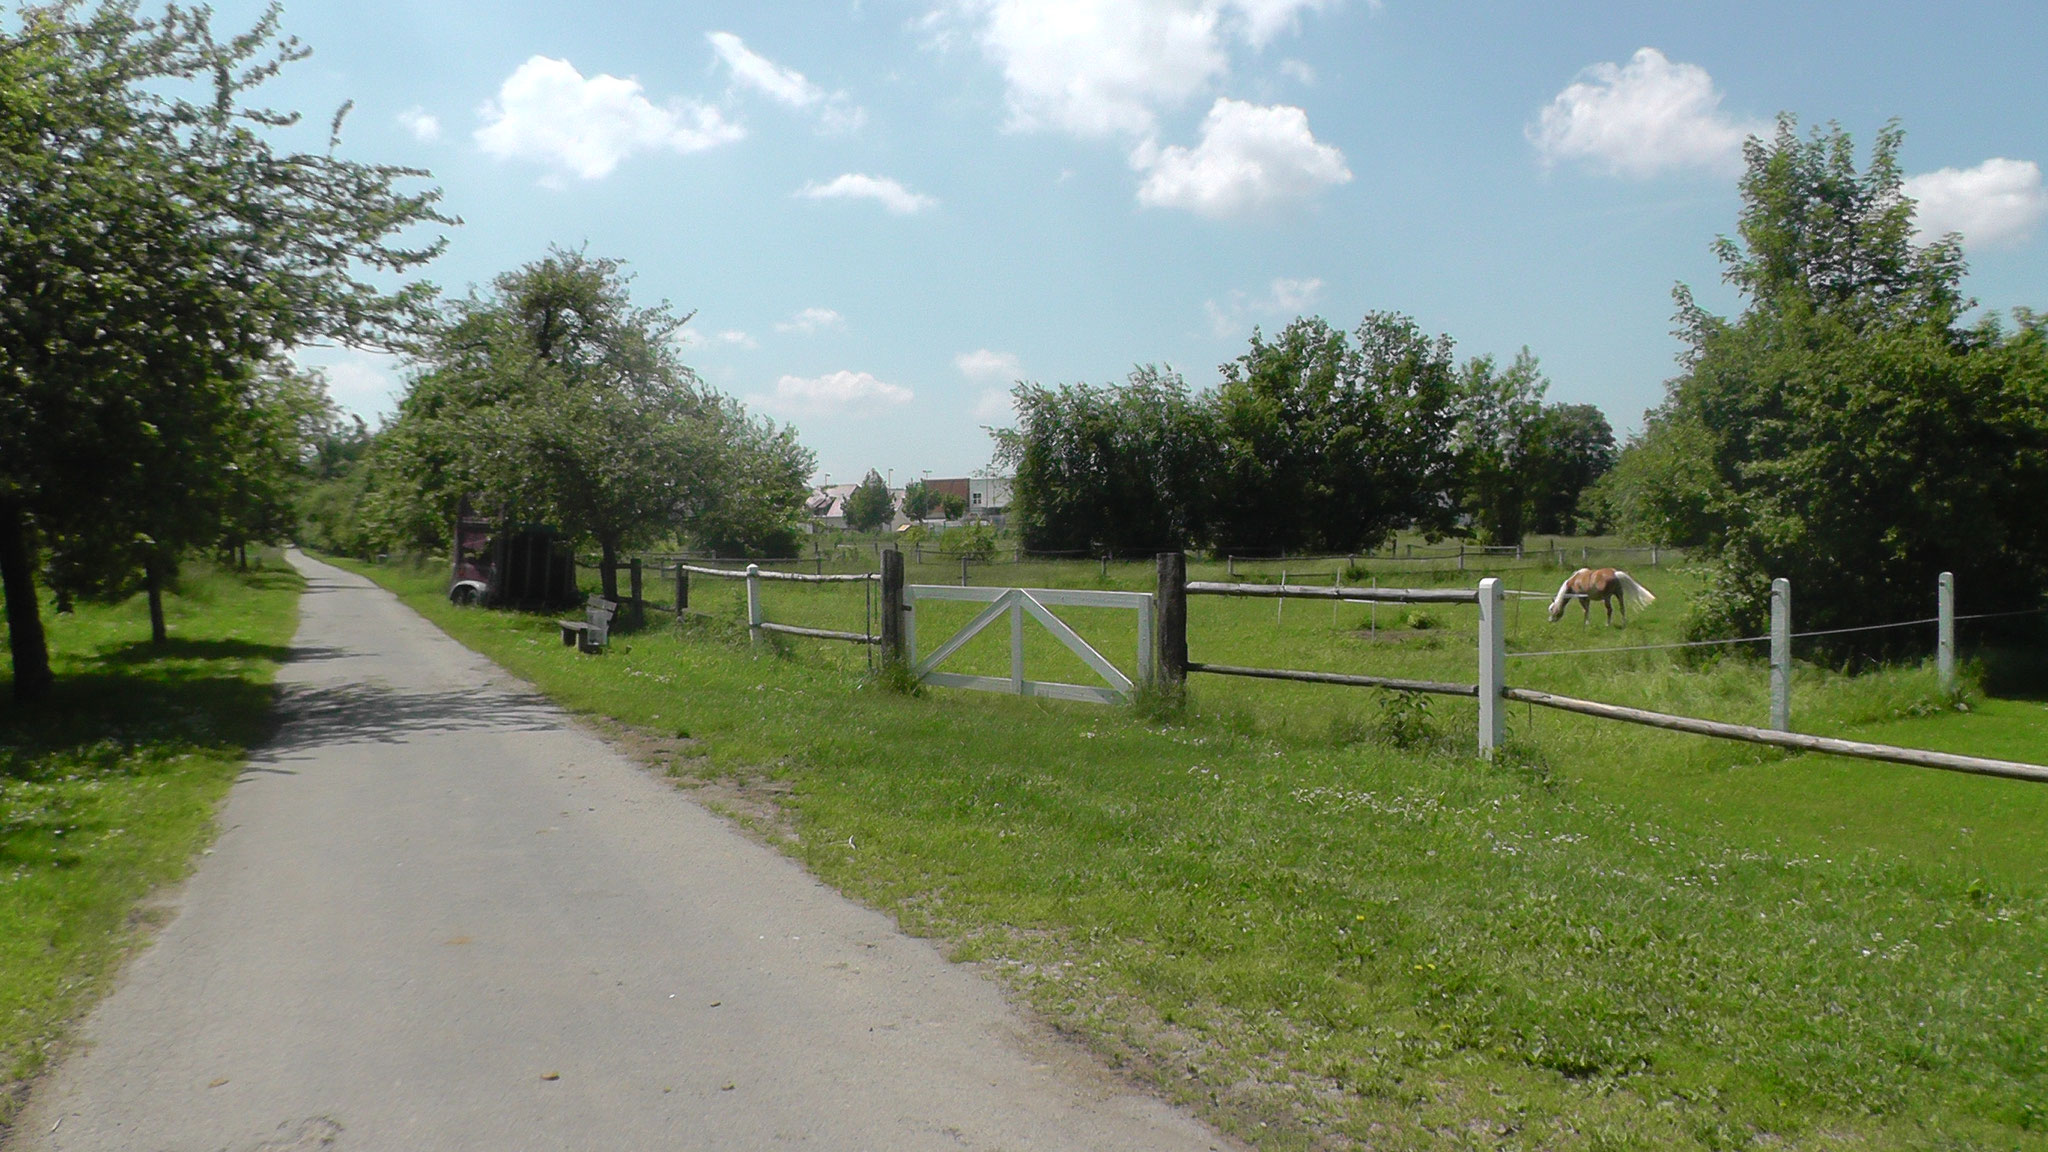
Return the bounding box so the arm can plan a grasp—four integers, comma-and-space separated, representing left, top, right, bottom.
708, 31, 866, 132
397, 106, 441, 142
762, 370, 914, 417
697, 328, 758, 348
1268, 275, 1323, 310
797, 173, 938, 215
777, 307, 847, 334
1279, 58, 1316, 86
1134, 98, 1350, 218
976, 0, 1229, 138
293, 347, 406, 423
955, 348, 1022, 381
1204, 275, 1324, 336
974, 389, 1019, 423
475, 55, 743, 180
1904, 158, 2048, 249
1529, 48, 1760, 179
966, 0, 1337, 138
1228, 0, 1336, 48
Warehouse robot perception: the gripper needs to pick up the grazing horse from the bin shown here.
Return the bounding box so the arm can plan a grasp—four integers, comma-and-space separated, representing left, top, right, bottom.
1547, 567, 1656, 627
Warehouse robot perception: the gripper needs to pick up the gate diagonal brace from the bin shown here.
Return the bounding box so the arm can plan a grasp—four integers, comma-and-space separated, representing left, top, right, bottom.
914, 589, 1020, 677
1016, 590, 1132, 693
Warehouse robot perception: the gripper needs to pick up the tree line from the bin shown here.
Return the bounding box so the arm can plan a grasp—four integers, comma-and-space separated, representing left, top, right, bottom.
996, 323, 1617, 557
0, 4, 810, 700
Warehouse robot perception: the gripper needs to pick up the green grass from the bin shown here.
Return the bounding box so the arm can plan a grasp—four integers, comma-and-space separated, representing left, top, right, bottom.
343, 551, 2047, 1151
0, 558, 301, 1124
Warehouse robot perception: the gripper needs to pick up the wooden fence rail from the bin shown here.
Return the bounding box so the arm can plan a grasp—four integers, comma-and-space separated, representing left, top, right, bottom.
1186, 580, 1479, 604
1505, 686, 2048, 784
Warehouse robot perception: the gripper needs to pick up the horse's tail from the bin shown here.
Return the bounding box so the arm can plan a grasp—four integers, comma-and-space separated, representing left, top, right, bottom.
1613, 570, 1656, 610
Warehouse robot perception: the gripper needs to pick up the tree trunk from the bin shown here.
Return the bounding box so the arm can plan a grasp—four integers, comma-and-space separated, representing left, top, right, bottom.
599, 539, 620, 603
0, 499, 54, 702
146, 555, 168, 644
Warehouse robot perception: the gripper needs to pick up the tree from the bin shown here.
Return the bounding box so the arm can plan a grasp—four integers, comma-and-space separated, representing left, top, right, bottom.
843, 470, 896, 534
901, 479, 939, 522
1524, 403, 1617, 535
998, 366, 1213, 554
1450, 349, 1549, 546
376, 250, 813, 597
1207, 314, 1461, 554
1654, 118, 2048, 647
1, 2, 448, 698
1588, 407, 1724, 547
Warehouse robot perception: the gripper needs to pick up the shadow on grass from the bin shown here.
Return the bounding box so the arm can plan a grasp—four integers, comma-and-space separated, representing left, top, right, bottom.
1979, 645, 2048, 702
101, 637, 299, 666
0, 668, 278, 782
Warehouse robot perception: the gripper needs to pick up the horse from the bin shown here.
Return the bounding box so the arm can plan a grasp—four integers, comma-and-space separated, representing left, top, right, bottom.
1547, 567, 1656, 627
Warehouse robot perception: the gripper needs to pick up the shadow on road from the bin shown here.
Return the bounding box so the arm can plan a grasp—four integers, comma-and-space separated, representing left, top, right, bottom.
256, 681, 561, 759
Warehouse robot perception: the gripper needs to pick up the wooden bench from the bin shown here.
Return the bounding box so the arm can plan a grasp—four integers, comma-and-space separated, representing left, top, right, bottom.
557, 595, 618, 653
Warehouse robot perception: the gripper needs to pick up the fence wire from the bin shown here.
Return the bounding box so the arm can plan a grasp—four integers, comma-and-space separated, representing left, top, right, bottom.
1510, 605, 2046, 660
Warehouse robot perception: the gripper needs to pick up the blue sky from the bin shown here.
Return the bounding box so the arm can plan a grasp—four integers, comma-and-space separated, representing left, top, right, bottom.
225, 0, 2048, 485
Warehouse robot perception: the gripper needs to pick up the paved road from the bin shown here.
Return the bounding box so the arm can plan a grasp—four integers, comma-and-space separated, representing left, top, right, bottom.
16, 552, 1232, 1152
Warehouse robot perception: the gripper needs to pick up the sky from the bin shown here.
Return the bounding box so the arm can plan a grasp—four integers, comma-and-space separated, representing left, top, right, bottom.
215, 0, 2048, 486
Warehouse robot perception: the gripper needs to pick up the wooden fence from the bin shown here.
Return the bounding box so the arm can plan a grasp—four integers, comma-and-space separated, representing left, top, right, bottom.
623, 548, 2044, 785
1151, 551, 2048, 785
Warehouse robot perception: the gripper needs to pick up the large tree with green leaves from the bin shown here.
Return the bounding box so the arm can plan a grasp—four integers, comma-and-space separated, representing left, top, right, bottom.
374, 250, 812, 596
1207, 314, 1462, 554
842, 470, 896, 535
0, 2, 448, 699
1655, 118, 2048, 646
997, 366, 1214, 554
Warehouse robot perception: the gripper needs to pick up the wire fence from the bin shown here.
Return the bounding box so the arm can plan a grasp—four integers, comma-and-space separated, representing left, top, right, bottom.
1510, 605, 2047, 660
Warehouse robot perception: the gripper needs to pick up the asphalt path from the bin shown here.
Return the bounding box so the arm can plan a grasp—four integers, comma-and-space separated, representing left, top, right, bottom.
15, 551, 1232, 1152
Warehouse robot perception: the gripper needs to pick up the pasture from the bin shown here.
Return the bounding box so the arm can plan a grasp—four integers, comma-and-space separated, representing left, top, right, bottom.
345, 549, 2047, 1151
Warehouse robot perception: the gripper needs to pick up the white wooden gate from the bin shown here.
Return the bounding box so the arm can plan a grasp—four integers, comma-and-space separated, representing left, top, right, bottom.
906, 585, 1153, 704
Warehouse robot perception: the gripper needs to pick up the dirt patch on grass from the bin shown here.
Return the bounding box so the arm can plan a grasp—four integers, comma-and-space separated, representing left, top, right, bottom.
586, 716, 801, 845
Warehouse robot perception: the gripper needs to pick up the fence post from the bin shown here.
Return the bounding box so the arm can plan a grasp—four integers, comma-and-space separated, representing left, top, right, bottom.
746, 564, 762, 649
629, 558, 644, 628
1228, 554, 1236, 578
960, 554, 969, 587
1938, 571, 1956, 696
675, 567, 689, 613
1458, 544, 1466, 572
879, 549, 906, 666
1651, 545, 1659, 567
1478, 577, 1505, 759
1770, 577, 1791, 731
1156, 551, 1187, 688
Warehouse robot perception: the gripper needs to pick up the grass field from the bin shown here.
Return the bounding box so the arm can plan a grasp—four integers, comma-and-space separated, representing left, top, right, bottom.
0, 559, 301, 1128
343, 550, 2046, 1151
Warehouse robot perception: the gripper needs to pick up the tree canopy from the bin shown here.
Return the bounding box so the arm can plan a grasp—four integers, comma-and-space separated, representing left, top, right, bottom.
998, 315, 1609, 557
370, 249, 813, 594
1, 1, 449, 699
1622, 118, 2048, 647
843, 470, 896, 535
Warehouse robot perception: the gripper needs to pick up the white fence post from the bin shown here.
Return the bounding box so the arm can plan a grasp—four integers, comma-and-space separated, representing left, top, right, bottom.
1478, 577, 1505, 758
746, 563, 763, 648
1770, 577, 1791, 731
1938, 571, 1956, 695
